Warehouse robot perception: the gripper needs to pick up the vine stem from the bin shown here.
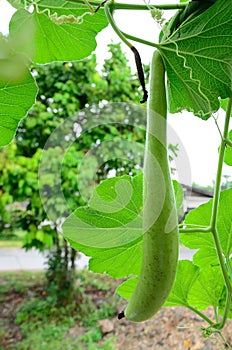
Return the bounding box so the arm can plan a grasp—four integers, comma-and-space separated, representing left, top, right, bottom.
179, 226, 211, 234
121, 31, 158, 48
210, 99, 231, 229
187, 305, 214, 326
107, 2, 186, 11
225, 138, 232, 148
104, 1, 133, 49
68, 0, 187, 11
210, 97, 232, 329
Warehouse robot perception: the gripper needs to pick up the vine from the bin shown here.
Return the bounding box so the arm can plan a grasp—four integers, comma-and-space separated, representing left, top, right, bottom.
0, 0, 231, 347
85, 0, 232, 341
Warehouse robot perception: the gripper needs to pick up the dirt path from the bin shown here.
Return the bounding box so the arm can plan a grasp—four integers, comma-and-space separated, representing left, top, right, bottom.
98, 304, 232, 350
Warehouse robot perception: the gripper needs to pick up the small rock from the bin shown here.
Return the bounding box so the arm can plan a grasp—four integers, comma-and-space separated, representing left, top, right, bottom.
183, 338, 193, 348
98, 319, 114, 335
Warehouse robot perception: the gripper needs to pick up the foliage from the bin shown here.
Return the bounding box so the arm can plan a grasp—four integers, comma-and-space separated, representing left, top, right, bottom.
0, 43, 144, 244
0, 0, 232, 345
0, 42, 146, 304
158, 0, 231, 118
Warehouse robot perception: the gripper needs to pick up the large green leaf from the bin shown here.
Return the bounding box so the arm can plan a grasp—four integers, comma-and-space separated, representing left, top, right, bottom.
220, 98, 230, 112
164, 260, 200, 307
173, 180, 184, 208
188, 264, 225, 310
6, 0, 23, 9
63, 175, 183, 279
181, 189, 232, 267
63, 174, 143, 249
117, 260, 200, 303
224, 130, 232, 166
9, 1, 108, 64
116, 277, 138, 300
0, 38, 37, 146
159, 0, 232, 118
68, 237, 142, 278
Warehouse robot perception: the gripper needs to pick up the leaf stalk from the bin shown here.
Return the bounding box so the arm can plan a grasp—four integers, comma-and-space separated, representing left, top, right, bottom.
179, 226, 211, 234
225, 138, 232, 148
187, 305, 214, 326
121, 31, 158, 48
209, 97, 232, 330
68, 0, 186, 11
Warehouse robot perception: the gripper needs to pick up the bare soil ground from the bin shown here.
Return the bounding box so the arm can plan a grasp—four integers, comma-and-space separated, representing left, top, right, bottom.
0, 275, 231, 350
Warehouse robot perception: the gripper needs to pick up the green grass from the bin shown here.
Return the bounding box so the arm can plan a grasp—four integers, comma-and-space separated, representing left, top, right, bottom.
0, 270, 119, 350
0, 270, 44, 294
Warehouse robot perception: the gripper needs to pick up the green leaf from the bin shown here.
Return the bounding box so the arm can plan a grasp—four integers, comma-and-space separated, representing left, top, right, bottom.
188, 265, 225, 310
191, 248, 219, 269
9, 1, 108, 64
224, 130, 232, 166
220, 98, 230, 112
64, 175, 182, 279
159, 0, 232, 118
164, 260, 200, 307
6, 0, 23, 9
116, 277, 138, 300
63, 174, 143, 249
181, 188, 232, 267
0, 39, 37, 146
64, 176, 183, 250
173, 180, 184, 208
117, 260, 201, 304
68, 238, 142, 278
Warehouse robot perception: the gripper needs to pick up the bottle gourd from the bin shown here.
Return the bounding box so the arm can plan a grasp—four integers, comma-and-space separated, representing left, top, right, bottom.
118, 50, 179, 322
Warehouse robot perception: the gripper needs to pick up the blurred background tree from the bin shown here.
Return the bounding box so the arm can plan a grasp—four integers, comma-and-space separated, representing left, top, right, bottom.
0, 43, 147, 305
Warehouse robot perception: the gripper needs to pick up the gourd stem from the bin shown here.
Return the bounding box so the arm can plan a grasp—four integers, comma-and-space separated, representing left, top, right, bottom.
104, 1, 159, 50
104, 1, 132, 49
121, 31, 158, 48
